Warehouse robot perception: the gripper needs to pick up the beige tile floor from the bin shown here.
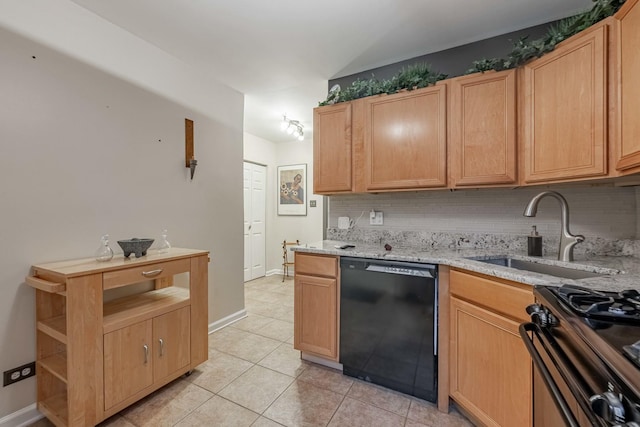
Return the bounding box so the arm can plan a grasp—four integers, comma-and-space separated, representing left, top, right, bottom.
31, 274, 474, 427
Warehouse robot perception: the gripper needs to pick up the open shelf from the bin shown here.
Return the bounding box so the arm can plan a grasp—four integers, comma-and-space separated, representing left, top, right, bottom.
38, 316, 67, 344
103, 287, 190, 333
38, 353, 67, 384
39, 392, 68, 427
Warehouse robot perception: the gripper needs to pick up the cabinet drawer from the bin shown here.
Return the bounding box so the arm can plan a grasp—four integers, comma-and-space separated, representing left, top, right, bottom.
295, 253, 338, 278
450, 269, 534, 322
103, 259, 190, 290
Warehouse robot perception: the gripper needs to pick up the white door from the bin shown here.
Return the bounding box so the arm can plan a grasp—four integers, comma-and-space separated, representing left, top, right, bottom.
243, 162, 266, 281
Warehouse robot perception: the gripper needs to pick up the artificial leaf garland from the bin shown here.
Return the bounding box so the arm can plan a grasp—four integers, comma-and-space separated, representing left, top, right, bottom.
467, 0, 625, 73
319, 63, 447, 106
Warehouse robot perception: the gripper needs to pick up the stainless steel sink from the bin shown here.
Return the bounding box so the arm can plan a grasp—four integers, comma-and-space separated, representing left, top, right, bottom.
469, 257, 618, 280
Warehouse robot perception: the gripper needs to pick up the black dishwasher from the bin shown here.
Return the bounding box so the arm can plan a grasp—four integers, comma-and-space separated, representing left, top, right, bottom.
339, 257, 437, 402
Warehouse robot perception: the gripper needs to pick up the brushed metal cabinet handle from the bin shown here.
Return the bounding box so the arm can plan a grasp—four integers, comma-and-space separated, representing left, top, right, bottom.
159, 338, 164, 357
143, 344, 149, 364
141, 269, 163, 277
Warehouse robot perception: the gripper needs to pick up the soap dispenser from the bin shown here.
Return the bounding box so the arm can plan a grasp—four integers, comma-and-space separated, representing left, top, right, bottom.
528, 226, 543, 257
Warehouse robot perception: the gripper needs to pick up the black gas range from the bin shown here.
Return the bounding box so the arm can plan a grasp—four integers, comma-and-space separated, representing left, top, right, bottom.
520, 284, 640, 426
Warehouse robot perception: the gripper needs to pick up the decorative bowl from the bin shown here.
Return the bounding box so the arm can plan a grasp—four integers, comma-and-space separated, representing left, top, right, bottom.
117, 238, 154, 258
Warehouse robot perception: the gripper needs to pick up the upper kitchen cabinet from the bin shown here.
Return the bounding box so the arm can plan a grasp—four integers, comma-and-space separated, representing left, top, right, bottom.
363, 85, 447, 191
520, 20, 610, 184
313, 102, 353, 194
449, 70, 517, 187
615, 0, 640, 173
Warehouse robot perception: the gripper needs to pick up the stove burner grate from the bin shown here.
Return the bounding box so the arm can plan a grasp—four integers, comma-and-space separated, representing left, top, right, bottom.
551, 285, 640, 324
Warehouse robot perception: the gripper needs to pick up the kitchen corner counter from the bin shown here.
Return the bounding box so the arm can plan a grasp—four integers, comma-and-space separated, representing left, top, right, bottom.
291, 240, 640, 292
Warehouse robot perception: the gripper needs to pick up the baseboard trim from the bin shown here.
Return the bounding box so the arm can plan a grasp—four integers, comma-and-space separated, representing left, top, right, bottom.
301, 352, 343, 371
0, 404, 43, 427
208, 309, 247, 334
266, 268, 291, 276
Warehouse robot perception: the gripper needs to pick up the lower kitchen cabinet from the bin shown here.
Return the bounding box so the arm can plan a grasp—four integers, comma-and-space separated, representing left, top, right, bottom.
449, 269, 534, 427
293, 253, 339, 361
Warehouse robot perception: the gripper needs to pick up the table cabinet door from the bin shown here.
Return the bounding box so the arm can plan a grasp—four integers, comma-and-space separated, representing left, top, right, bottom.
103, 320, 153, 410
153, 306, 191, 382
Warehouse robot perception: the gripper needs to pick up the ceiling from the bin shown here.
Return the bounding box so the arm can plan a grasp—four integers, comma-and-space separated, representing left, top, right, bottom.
69, 0, 592, 143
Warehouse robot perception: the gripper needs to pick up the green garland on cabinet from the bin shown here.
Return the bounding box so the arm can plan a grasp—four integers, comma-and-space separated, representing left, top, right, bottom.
318, 63, 447, 106
467, 0, 625, 73
319, 0, 625, 106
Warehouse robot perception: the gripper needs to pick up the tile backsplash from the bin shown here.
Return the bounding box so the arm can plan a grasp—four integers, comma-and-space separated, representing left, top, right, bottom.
327, 185, 640, 257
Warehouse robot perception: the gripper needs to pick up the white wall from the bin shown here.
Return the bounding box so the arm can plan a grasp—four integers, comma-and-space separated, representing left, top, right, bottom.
273, 141, 324, 266
244, 133, 324, 274
0, 16, 244, 422
0, 0, 237, 124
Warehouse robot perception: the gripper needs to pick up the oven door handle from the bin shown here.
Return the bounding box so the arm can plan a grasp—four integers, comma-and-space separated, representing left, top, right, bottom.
520, 322, 581, 427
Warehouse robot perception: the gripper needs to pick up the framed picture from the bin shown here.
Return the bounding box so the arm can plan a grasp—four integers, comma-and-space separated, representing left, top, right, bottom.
277, 164, 307, 216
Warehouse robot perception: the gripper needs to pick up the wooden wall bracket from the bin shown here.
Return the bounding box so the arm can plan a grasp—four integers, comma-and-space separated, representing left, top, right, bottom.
185, 118, 194, 167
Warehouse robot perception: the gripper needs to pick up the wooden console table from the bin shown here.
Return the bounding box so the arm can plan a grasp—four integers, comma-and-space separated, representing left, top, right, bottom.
25, 248, 209, 427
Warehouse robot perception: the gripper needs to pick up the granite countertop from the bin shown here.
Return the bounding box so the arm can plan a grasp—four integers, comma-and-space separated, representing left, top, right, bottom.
292, 240, 640, 293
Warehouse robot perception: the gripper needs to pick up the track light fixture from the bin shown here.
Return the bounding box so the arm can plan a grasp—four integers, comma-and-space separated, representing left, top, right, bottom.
280, 115, 304, 141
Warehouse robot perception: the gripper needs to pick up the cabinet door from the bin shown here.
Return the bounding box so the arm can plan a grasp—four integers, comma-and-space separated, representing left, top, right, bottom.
313, 102, 353, 193
153, 306, 190, 382
103, 320, 153, 410
521, 23, 608, 183
533, 367, 566, 427
450, 70, 517, 186
450, 297, 532, 427
364, 86, 447, 190
294, 274, 338, 360
616, 0, 640, 172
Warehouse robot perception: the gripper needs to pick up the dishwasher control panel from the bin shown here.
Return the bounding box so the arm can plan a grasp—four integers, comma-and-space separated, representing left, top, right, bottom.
365, 264, 434, 278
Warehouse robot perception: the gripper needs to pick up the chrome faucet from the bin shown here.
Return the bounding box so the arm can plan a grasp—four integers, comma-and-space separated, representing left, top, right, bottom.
523, 191, 584, 262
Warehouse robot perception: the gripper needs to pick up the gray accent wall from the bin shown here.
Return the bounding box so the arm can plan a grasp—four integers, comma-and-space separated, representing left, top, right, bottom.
330, 21, 554, 89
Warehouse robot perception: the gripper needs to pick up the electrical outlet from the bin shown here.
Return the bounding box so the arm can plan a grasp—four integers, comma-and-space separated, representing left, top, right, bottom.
3, 362, 35, 387
369, 211, 384, 225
